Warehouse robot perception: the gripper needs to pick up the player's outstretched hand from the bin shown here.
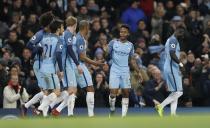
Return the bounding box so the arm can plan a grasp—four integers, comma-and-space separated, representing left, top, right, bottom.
77, 65, 83, 74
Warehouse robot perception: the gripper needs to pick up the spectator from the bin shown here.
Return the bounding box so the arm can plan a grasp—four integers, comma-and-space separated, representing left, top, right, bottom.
2, 30, 24, 57
3, 74, 29, 108
143, 68, 167, 106
94, 72, 109, 107
151, 2, 165, 36
76, 5, 90, 22
20, 48, 32, 80
121, 0, 146, 32
180, 77, 194, 107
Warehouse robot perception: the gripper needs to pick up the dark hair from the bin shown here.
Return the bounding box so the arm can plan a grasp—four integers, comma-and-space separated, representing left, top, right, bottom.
120, 24, 130, 32
39, 11, 54, 27
49, 19, 63, 33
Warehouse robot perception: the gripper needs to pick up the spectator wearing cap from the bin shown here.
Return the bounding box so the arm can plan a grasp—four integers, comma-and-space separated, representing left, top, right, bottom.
121, 0, 146, 32
3, 74, 29, 108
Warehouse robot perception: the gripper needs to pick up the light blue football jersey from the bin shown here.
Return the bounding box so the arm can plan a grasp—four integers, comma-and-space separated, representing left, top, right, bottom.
108, 39, 134, 73
39, 33, 63, 74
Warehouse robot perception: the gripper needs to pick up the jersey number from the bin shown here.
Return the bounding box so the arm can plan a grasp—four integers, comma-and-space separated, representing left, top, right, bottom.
44, 44, 52, 57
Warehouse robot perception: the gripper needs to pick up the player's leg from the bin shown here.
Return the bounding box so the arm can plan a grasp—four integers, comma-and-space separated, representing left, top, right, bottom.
38, 73, 61, 117
109, 71, 120, 116
121, 73, 131, 117
170, 91, 183, 116
24, 64, 44, 109
52, 66, 77, 116
77, 64, 94, 117
67, 87, 77, 116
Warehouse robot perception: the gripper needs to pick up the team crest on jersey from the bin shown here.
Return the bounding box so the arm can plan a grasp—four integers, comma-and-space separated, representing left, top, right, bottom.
170, 44, 175, 48
60, 45, 63, 49
32, 36, 36, 40
68, 38, 72, 43
80, 45, 84, 50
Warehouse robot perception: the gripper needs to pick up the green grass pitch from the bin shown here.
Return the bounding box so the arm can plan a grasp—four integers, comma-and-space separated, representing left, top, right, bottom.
0, 115, 210, 128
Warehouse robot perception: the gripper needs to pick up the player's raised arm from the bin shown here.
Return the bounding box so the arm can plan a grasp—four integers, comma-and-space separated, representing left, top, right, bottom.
76, 20, 105, 67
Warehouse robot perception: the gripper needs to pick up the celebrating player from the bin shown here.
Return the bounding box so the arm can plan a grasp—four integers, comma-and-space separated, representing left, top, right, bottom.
23, 11, 54, 116
51, 16, 83, 117
105, 24, 142, 117
36, 19, 64, 117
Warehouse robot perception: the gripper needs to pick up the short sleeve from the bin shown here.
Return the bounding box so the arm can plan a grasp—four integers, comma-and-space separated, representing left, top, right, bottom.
56, 38, 63, 52
29, 30, 44, 45
108, 40, 115, 54
64, 31, 73, 46
169, 38, 177, 52
76, 37, 85, 54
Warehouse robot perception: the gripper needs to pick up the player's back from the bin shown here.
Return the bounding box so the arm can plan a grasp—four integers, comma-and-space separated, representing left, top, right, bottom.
164, 35, 180, 72
40, 33, 60, 74
109, 39, 134, 73
73, 32, 86, 64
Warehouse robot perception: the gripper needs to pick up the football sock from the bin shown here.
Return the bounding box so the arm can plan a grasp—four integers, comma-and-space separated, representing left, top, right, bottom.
25, 91, 44, 108
67, 94, 76, 116
86, 92, 94, 117
109, 95, 116, 111
122, 98, 129, 117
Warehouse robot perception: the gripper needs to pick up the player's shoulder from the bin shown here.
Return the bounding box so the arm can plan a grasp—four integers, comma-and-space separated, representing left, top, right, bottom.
109, 39, 118, 44
75, 33, 84, 43
168, 35, 178, 43
31, 29, 44, 41
64, 29, 73, 37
